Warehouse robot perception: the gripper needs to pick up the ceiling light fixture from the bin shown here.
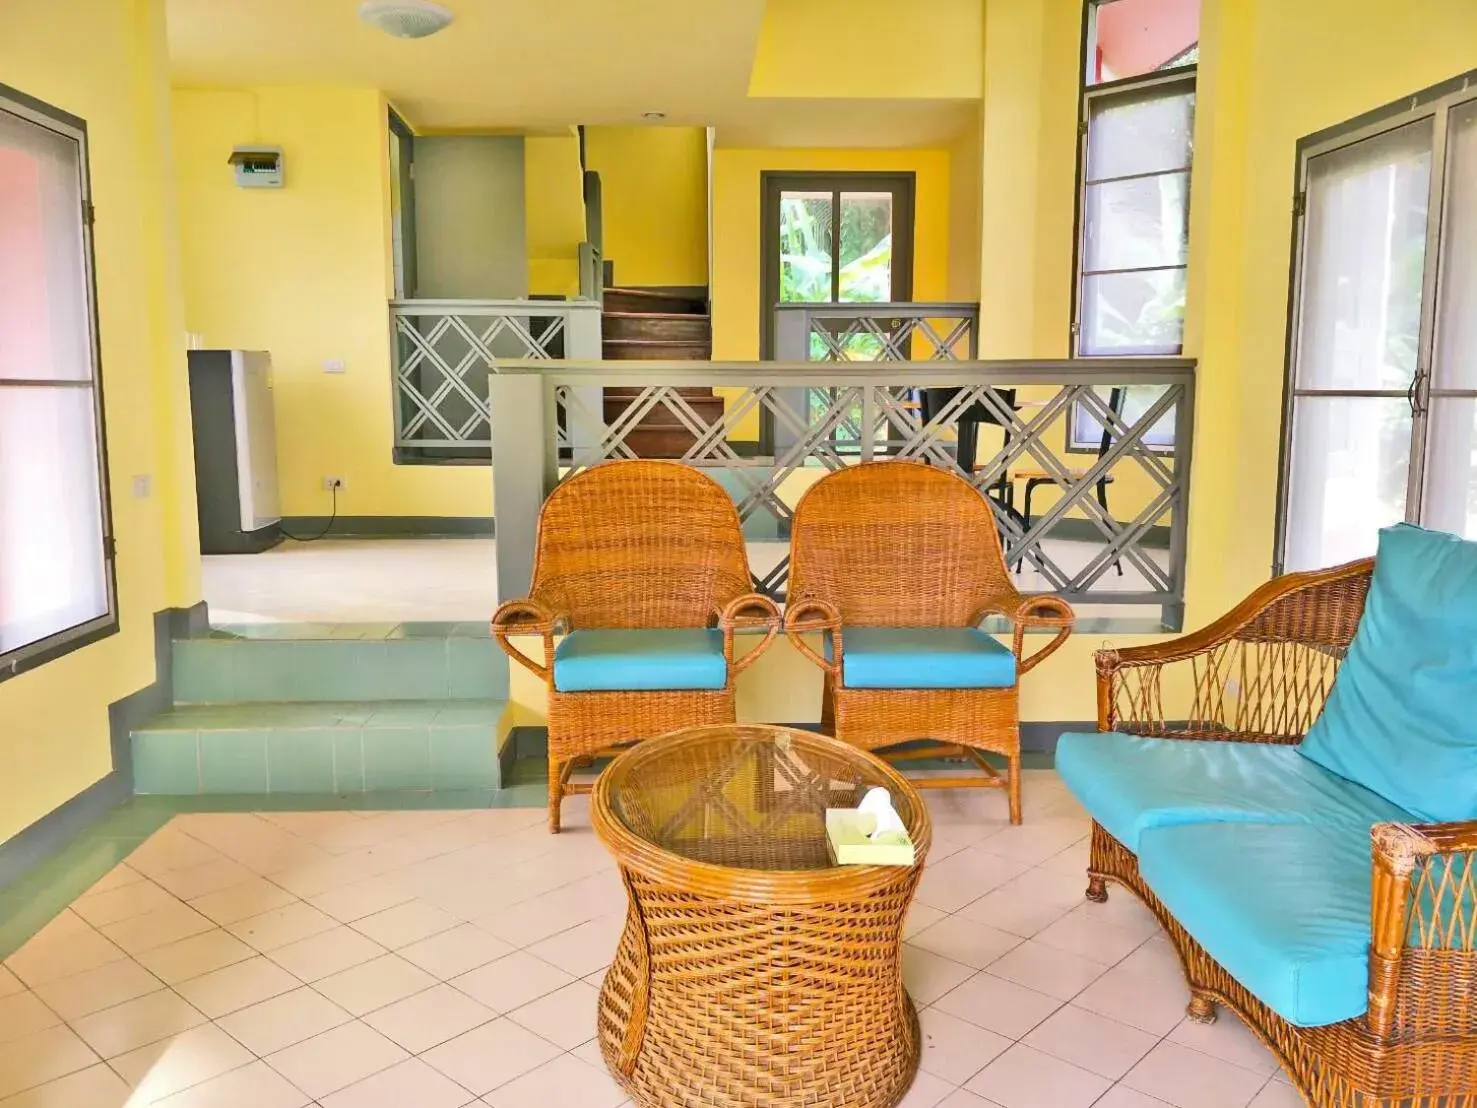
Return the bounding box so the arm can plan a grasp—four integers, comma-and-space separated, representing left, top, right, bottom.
641, 111, 667, 122
358, 0, 455, 39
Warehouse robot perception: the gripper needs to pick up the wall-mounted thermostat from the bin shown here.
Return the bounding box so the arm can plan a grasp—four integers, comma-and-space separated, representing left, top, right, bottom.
227, 145, 284, 188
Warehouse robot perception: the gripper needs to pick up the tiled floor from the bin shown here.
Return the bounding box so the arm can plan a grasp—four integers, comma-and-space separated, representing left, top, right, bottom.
0, 774, 1300, 1108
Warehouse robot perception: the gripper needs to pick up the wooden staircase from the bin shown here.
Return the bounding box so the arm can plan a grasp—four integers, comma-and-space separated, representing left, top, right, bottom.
602, 287, 724, 459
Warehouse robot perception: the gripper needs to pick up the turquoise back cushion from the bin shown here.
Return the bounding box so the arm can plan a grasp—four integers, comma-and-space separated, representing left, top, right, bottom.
1298, 524, 1477, 823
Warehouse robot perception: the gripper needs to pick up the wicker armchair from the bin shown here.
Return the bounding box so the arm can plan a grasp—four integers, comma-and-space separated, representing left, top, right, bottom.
1091, 558, 1477, 1106
492, 460, 780, 832
784, 460, 1073, 824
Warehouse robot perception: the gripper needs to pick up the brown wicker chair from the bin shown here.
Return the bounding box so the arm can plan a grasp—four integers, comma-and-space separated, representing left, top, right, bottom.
1090, 558, 1477, 1106
492, 460, 780, 832
783, 460, 1073, 824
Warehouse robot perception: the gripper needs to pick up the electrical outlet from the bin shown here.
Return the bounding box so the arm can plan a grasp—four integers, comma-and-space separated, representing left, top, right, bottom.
323, 359, 347, 374
322, 476, 345, 492
131, 474, 153, 499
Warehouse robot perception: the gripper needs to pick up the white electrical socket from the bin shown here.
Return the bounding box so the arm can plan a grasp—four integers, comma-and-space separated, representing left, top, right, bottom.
322, 476, 346, 492
323, 359, 347, 374
131, 474, 153, 499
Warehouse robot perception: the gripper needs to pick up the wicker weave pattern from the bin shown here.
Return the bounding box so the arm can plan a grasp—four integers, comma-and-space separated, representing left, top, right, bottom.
492, 461, 780, 832
1089, 560, 1477, 1106
592, 725, 931, 1108
785, 461, 1073, 823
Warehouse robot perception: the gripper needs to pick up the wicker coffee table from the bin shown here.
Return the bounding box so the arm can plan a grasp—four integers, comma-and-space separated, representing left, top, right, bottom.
591, 723, 933, 1108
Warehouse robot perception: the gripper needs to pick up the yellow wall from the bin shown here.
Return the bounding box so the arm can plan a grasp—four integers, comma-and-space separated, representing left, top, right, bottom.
173, 86, 489, 518
749, 0, 983, 99
524, 133, 585, 297
585, 126, 708, 288
0, 0, 199, 844
947, 110, 983, 303
711, 146, 953, 361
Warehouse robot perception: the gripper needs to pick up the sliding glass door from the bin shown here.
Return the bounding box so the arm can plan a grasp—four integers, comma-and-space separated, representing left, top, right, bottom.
1280, 76, 1477, 571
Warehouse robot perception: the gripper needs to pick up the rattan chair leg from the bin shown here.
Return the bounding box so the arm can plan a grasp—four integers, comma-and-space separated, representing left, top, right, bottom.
1085, 874, 1109, 903
1007, 752, 1022, 825
547, 753, 565, 834
1187, 991, 1218, 1025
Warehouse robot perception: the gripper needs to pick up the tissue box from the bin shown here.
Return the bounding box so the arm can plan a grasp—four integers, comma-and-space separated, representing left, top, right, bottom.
825, 809, 916, 867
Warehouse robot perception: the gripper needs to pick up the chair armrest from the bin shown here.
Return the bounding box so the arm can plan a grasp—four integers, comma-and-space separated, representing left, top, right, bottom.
490, 599, 566, 683
783, 597, 842, 677
715, 593, 781, 675
1366, 820, 1477, 1042
972, 594, 1074, 676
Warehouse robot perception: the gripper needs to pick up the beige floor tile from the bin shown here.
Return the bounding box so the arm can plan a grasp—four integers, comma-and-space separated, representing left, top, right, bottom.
901, 946, 976, 1006
1120, 1041, 1267, 1108
504, 980, 600, 1050
447, 952, 575, 1014
395, 925, 512, 981
174, 957, 301, 1019
930, 972, 1062, 1039
351, 901, 461, 950
150, 1060, 311, 1108
33, 957, 163, 1021
420, 1019, 561, 1096
984, 939, 1108, 1001
216, 987, 352, 1056
1073, 962, 1192, 1036
266, 927, 387, 983
0, 993, 60, 1045
1034, 910, 1157, 967
908, 916, 1022, 971
99, 902, 215, 956
320, 1057, 476, 1108
151, 859, 257, 902
975, 818, 1090, 866
311, 954, 436, 1017
226, 903, 337, 953
1167, 1014, 1279, 1077
187, 878, 298, 927
0, 969, 22, 1000
0, 1062, 131, 1107
964, 1043, 1111, 1108
914, 848, 1032, 913
520, 914, 622, 978
1246, 1080, 1304, 1108
125, 831, 225, 879
917, 1007, 1011, 1085
362, 984, 495, 1053
1094, 1087, 1177, 1107
4, 919, 126, 987
82, 865, 148, 897
902, 903, 948, 940
473, 892, 592, 950
69, 989, 206, 1059
479, 1052, 625, 1108
135, 931, 256, 986
1022, 1004, 1159, 1080
264, 1021, 408, 1101
308, 877, 417, 925
895, 1069, 959, 1108
109, 1024, 254, 1102
0, 1026, 97, 1099
72, 880, 181, 928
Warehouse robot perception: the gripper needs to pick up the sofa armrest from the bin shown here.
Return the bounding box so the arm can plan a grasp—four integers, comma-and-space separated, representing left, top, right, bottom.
1096, 558, 1374, 742
1366, 821, 1477, 1043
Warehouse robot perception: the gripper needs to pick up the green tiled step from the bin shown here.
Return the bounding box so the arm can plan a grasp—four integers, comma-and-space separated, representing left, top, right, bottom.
173, 630, 508, 704
131, 700, 510, 795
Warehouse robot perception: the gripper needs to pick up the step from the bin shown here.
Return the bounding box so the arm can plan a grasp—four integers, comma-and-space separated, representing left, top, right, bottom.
132, 699, 511, 795
601, 312, 711, 343
173, 623, 508, 704
603, 287, 706, 315
601, 338, 712, 360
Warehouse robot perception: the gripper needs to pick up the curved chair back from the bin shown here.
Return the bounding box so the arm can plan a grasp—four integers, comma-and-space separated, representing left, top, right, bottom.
529, 460, 751, 628
789, 460, 1011, 627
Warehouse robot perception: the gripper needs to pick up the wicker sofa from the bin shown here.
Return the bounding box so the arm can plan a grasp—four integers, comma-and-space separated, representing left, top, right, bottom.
1056, 525, 1477, 1107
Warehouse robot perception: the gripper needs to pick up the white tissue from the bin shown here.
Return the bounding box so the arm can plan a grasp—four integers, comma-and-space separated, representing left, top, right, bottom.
857, 787, 907, 841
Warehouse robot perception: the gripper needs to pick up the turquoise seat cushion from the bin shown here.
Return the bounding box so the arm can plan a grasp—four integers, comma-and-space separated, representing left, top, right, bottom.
1139, 822, 1374, 1027
1056, 731, 1412, 852
827, 627, 1016, 690
1298, 524, 1477, 824
552, 629, 726, 693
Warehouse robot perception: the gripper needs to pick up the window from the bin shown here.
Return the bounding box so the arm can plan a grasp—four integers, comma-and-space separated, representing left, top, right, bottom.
0, 86, 115, 681
759, 172, 915, 359
1279, 73, 1477, 571
1070, 0, 1199, 451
